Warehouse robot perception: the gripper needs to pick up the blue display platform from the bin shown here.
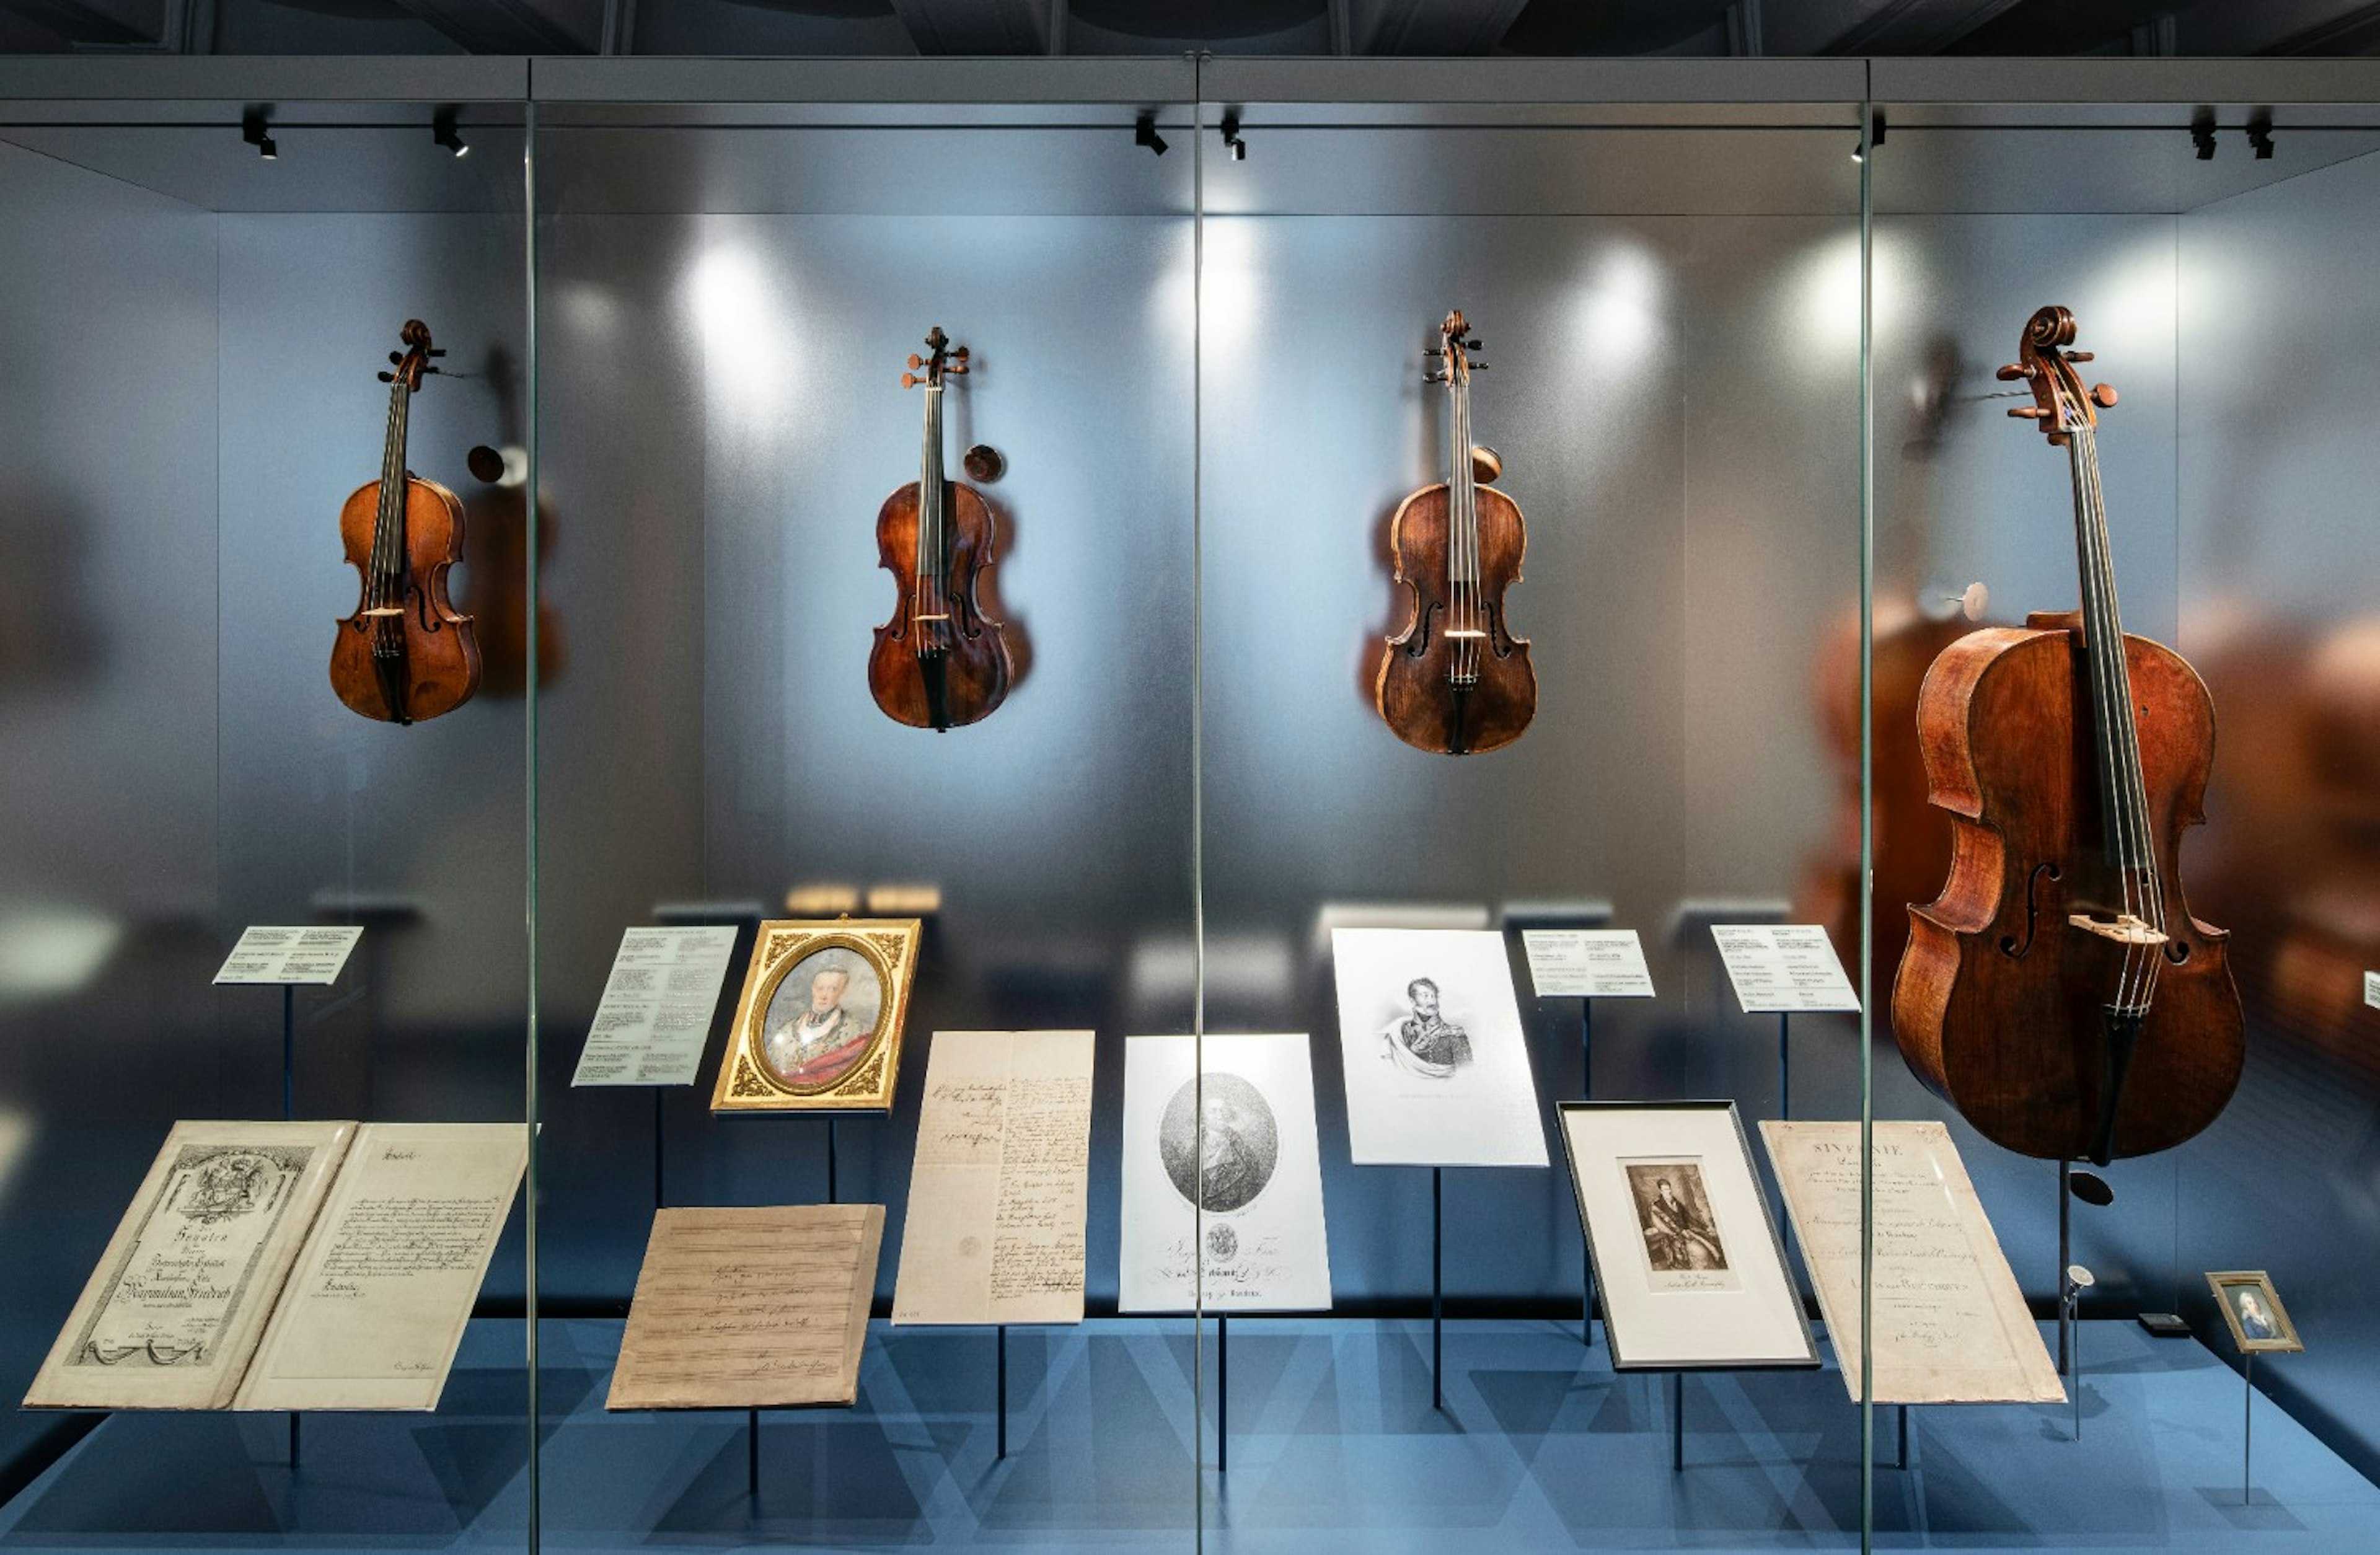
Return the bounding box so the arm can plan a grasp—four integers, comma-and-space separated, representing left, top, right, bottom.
3, 1317, 2376, 1552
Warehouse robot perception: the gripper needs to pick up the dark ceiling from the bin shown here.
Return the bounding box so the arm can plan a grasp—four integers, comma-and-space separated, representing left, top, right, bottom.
2, 0, 2376, 58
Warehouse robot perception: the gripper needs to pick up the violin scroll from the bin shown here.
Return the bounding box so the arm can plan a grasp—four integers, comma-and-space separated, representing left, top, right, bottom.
901, 327, 969, 389
1999, 304, 2116, 446
376, 319, 445, 389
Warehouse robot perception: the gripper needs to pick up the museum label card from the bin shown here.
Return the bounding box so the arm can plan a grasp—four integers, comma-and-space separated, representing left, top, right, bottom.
1118, 1033, 1331, 1314
892, 1031, 1095, 1328
608, 1204, 884, 1411
1711, 925, 1859, 1013
1522, 929, 1655, 999
213, 927, 364, 986
235, 1124, 527, 1411
571, 927, 740, 1087
1761, 1119, 2062, 1405
1331, 928, 1549, 1167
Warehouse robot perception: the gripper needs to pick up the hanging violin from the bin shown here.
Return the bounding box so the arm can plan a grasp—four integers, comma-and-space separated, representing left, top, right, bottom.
1892, 306, 2242, 1166
868, 327, 1013, 731
330, 320, 480, 725
1376, 309, 1535, 755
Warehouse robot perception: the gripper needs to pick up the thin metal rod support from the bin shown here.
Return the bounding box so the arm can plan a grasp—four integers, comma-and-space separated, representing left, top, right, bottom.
748, 1406, 759, 1497
1581, 1000, 1594, 1347
996, 1325, 1008, 1460
1672, 1371, 1685, 1471
1217, 1313, 1228, 1473
1432, 1167, 1444, 1412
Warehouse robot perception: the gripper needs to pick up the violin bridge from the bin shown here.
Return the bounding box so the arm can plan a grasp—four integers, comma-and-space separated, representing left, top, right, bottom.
912, 613, 951, 622
357, 607, 405, 618
1442, 628, 1488, 639
2068, 912, 2167, 946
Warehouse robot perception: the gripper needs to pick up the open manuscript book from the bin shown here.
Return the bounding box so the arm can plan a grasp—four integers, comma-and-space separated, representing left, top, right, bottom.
24, 1120, 526, 1412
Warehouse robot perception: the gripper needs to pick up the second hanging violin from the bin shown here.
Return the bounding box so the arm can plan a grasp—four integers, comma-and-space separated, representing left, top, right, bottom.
1376, 309, 1535, 755
868, 327, 1013, 731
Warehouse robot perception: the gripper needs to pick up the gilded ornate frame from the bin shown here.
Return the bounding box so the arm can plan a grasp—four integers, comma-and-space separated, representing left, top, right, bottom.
710, 918, 920, 1114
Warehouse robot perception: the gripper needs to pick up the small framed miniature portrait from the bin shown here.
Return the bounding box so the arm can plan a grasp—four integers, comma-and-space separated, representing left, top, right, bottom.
2206, 1271, 2303, 1354
710, 919, 920, 1114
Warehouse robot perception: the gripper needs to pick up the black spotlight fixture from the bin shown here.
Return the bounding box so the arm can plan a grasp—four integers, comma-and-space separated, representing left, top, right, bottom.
1222, 110, 1246, 162
2190, 108, 2217, 161
434, 108, 468, 159
243, 110, 276, 161
1135, 112, 1168, 158
1852, 108, 1884, 164
2247, 112, 2275, 161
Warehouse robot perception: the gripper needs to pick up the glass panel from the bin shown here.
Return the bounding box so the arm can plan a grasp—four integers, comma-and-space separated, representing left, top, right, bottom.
0, 90, 533, 1546
1194, 77, 1865, 1549
1864, 80, 2380, 1549
527, 69, 1202, 1551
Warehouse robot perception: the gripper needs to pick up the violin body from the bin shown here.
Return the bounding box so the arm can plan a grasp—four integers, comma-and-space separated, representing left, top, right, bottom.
1377, 480, 1536, 756
1893, 613, 2243, 1161
330, 470, 480, 725
866, 476, 1011, 729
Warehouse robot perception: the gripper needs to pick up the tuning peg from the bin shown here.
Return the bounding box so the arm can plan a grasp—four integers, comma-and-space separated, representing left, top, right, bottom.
906, 354, 923, 369
389, 351, 403, 365
2008, 406, 2045, 420
377, 370, 394, 382
1465, 338, 1483, 350
1995, 363, 2033, 381
428, 348, 446, 358
2066, 351, 2094, 363
1424, 347, 1445, 356
1424, 371, 1448, 384
945, 362, 967, 375
2090, 383, 2117, 408
953, 346, 969, 360
1469, 361, 1489, 370
901, 372, 920, 389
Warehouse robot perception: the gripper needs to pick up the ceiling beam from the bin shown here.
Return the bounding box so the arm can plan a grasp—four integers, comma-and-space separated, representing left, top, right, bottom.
387, 0, 586, 54
887, 0, 1051, 55
1345, 0, 1528, 55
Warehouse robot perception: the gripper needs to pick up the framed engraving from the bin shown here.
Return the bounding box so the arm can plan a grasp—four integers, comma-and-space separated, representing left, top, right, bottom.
1559, 1101, 1817, 1370
710, 918, 920, 1114
2207, 1271, 2302, 1354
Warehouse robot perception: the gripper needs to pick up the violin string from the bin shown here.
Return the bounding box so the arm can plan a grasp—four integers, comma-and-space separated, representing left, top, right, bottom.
2076, 425, 2160, 1015
2085, 427, 2167, 1010
2068, 427, 2141, 1012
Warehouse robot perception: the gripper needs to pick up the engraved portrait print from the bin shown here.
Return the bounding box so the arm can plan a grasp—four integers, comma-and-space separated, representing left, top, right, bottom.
760, 949, 883, 1091
1380, 976, 1475, 1080
1624, 1158, 1741, 1292
1158, 1072, 1280, 1215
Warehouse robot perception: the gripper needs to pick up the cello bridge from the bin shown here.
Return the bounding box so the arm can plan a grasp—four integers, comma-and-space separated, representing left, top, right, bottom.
2067, 912, 2168, 946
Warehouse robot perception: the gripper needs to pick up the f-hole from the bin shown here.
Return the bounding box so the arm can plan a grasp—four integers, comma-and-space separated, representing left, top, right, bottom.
1999, 861, 2063, 957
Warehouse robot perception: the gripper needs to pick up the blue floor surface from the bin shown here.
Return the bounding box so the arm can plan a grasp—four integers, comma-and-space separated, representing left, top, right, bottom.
2, 1317, 2374, 1552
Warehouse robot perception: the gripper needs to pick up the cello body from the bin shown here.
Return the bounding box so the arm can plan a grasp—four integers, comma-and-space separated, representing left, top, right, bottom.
1893, 613, 2244, 1161
1377, 479, 1535, 756
867, 474, 1011, 729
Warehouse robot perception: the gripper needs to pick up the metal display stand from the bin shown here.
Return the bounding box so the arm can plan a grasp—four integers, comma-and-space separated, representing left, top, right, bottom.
749, 1116, 841, 1499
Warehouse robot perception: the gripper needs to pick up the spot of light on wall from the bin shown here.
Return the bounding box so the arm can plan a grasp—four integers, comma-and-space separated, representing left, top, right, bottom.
1195, 216, 1261, 351
1577, 244, 1665, 366
683, 242, 788, 415
1790, 227, 1903, 361
0, 907, 121, 1005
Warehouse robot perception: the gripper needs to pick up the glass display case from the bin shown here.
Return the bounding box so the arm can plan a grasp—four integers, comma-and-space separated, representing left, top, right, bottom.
2, 50, 2378, 1555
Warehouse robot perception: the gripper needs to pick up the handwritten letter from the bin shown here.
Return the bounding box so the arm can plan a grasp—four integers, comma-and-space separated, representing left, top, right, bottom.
892, 1031, 1095, 1327
1761, 1119, 2061, 1404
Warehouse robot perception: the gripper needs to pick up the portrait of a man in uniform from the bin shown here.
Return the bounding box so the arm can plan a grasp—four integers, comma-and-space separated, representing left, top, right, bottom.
760, 951, 881, 1090
1381, 976, 1474, 1080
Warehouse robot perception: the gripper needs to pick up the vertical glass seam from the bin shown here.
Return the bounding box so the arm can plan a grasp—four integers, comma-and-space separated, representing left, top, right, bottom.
521, 81, 542, 1555
1857, 76, 1877, 1555
1189, 50, 1209, 1553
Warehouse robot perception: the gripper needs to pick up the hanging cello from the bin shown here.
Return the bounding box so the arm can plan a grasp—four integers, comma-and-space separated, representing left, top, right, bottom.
330, 319, 480, 725
1376, 309, 1535, 755
868, 327, 1013, 731
1892, 306, 2242, 1165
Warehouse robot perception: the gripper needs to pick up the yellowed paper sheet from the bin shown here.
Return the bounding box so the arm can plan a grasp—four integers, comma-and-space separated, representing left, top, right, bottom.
608, 1205, 884, 1411
1761, 1119, 2063, 1405
892, 1030, 1095, 1328
234, 1122, 527, 1412
24, 1121, 356, 1411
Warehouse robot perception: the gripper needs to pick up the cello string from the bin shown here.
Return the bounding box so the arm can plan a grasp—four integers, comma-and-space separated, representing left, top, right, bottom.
2085, 426, 2167, 1008
2069, 426, 2145, 1011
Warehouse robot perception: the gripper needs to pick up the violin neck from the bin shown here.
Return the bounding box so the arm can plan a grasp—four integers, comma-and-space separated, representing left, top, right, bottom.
2065, 425, 2152, 873
369, 376, 412, 603
918, 384, 945, 583
1447, 378, 1477, 584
